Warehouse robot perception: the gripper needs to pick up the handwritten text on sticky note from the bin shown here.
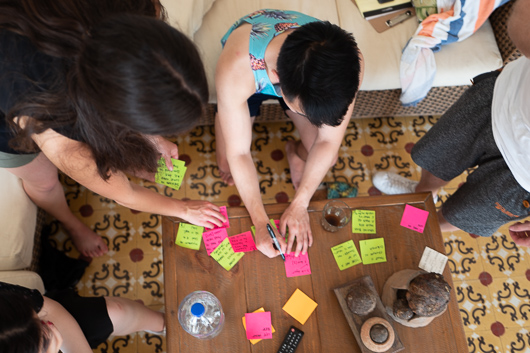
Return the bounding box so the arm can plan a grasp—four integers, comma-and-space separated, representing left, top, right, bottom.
175, 223, 203, 250
352, 210, 376, 234
331, 240, 362, 270
284, 252, 311, 277
228, 231, 257, 252
242, 308, 276, 345
155, 158, 187, 190
400, 204, 429, 233
210, 238, 244, 271
359, 238, 387, 265
244, 311, 273, 340
202, 228, 228, 255
419, 247, 448, 274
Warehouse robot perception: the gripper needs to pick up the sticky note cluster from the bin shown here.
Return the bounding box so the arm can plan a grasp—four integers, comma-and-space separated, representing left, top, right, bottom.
331, 240, 362, 270
359, 238, 387, 265
210, 238, 245, 271
419, 247, 448, 274
244, 311, 273, 340
352, 209, 376, 234
202, 228, 228, 255
284, 252, 311, 277
242, 308, 276, 344
212, 206, 230, 230
155, 157, 187, 190
175, 223, 203, 250
229, 231, 257, 252
400, 204, 429, 233
283, 288, 318, 325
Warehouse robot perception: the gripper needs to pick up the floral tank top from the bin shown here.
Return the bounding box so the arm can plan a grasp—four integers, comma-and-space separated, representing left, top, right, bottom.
221, 9, 320, 97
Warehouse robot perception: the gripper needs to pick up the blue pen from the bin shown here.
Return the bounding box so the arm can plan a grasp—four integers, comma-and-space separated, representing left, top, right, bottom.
266, 223, 285, 261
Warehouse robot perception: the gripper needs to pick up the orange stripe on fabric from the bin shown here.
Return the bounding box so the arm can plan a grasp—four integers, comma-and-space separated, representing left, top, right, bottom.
418, 10, 454, 38
474, 0, 495, 32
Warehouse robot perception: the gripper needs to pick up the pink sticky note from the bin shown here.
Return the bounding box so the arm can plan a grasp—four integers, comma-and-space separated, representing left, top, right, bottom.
228, 231, 257, 252
245, 311, 272, 340
202, 228, 228, 255
285, 252, 311, 278
272, 220, 280, 230
400, 204, 429, 233
209, 206, 230, 230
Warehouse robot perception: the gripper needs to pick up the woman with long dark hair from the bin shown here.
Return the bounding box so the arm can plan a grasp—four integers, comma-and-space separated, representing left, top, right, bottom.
0, 0, 225, 257
0, 281, 165, 353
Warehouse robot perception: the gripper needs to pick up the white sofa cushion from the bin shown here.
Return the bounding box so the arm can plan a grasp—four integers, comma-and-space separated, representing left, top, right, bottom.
336, 0, 503, 91
0, 270, 45, 294
0, 168, 36, 270
190, 0, 503, 102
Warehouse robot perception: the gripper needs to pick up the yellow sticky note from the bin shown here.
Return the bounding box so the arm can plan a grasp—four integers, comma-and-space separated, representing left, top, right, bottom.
242, 307, 276, 345
155, 157, 187, 190
352, 209, 376, 234
175, 223, 203, 250
331, 240, 362, 270
211, 238, 244, 271
282, 288, 318, 325
359, 238, 387, 265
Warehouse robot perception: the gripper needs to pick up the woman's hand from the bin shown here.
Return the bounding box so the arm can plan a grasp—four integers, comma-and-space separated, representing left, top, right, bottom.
147, 135, 179, 170
181, 200, 226, 229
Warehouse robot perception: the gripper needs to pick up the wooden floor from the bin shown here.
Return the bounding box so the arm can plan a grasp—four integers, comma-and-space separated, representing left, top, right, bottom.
49, 116, 530, 353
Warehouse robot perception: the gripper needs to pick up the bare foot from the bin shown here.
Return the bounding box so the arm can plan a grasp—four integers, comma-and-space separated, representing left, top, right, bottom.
64, 221, 108, 258
285, 140, 306, 190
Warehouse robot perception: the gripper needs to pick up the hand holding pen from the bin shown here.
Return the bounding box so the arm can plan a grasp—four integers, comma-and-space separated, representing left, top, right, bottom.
266, 223, 285, 261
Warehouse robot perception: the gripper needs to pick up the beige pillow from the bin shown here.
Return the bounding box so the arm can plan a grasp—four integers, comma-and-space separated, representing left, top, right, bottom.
161, 0, 217, 38
0, 168, 37, 270
0, 271, 45, 294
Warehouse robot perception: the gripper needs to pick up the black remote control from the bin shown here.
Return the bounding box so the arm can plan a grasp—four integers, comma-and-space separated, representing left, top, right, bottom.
277, 326, 304, 353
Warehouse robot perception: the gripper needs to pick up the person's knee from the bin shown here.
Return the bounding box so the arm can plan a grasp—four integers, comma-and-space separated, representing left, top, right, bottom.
104, 297, 128, 325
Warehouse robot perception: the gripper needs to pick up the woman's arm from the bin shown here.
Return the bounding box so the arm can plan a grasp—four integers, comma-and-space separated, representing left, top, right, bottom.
39, 297, 93, 353
31, 127, 224, 228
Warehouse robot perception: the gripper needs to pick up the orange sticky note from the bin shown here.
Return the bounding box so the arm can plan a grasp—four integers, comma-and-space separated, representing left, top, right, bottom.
242, 307, 276, 345
282, 288, 318, 325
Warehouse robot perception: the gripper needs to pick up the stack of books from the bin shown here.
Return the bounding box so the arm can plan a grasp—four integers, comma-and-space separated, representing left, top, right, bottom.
354, 0, 413, 20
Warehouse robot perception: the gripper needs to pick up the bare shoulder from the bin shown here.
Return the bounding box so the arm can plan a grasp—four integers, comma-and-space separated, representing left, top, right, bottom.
215, 24, 255, 100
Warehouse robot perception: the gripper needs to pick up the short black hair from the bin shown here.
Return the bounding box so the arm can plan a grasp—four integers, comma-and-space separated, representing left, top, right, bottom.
277, 21, 361, 127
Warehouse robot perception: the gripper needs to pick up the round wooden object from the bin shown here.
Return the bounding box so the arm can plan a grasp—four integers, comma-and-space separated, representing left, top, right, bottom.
381, 269, 447, 328
360, 317, 395, 352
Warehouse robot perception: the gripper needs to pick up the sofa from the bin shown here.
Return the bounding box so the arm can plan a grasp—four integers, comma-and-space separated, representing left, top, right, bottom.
162, 0, 519, 124
0, 167, 45, 293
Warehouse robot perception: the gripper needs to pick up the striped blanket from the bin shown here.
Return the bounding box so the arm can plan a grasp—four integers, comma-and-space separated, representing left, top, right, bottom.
400, 0, 511, 106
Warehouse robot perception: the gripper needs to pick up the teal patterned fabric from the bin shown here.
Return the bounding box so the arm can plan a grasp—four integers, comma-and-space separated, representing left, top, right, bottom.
327, 182, 358, 199
220, 9, 320, 97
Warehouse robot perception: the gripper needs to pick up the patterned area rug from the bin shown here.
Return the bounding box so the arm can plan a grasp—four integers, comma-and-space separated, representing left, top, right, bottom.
48, 116, 530, 353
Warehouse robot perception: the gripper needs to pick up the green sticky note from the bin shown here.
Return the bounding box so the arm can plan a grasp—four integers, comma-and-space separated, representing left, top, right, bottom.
175, 223, 203, 250
359, 238, 387, 265
211, 238, 245, 271
331, 240, 362, 270
251, 219, 286, 237
155, 157, 187, 190
352, 210, 376, 234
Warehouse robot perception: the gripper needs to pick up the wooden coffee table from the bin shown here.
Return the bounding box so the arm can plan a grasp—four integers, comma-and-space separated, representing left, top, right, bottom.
162, 193, 466, 352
